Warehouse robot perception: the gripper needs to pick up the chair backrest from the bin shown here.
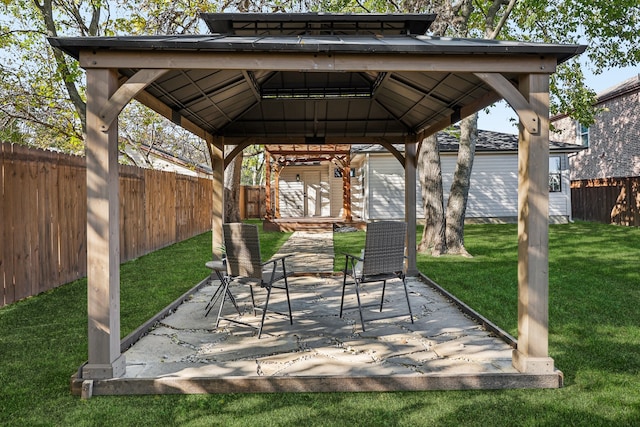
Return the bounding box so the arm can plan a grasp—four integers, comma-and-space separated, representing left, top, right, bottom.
223, 223, 262, 280
362, 221, 407, 276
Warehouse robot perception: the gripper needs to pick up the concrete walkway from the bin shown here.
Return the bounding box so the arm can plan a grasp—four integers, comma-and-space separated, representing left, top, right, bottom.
75, 231, 562, 396
273, 231, 335, 274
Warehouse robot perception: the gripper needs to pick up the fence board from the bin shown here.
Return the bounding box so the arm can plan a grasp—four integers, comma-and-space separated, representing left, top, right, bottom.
15, 152, 32, 301
120, 165, 145, 261
62, 161, 87, 282
239, 185, 266, 219
34, 158, 48, 296
1, 142, 213, 307
175, 176, 191, 241
1, 144, 17, 305
571, 177, 640, 226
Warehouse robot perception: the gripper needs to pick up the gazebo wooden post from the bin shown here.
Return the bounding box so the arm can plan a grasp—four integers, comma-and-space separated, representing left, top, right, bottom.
404, 137, 418, 276
513, 73, 554, 374
209, 136, 224, 261
264, 150, 272, 220
83, 68, 126, 379
342, 155, 352, 222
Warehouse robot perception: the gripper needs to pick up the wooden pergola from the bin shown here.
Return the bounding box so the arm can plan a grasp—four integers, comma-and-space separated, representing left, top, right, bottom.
262, 144, 353, 221
49, 13, 585, 383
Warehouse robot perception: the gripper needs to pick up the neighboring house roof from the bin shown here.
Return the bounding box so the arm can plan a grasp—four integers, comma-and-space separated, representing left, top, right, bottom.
123, 143, 212, 176
550, 74, 640, 122
596, 74, 640, 104
352, 128, 583, 154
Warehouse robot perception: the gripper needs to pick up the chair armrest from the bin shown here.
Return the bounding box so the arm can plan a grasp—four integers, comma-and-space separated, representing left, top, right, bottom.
341, 252, 363, 262
261, 253, 294, 267
342, 251, 365, 278
261, 254, 293, 285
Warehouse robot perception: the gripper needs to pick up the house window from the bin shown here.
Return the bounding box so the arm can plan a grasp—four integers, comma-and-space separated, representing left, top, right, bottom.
549, 156, 562, 193
577, 122, 590, 147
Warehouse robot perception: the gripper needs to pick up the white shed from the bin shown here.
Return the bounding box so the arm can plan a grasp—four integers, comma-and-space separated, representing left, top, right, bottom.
276, 129, 581, 224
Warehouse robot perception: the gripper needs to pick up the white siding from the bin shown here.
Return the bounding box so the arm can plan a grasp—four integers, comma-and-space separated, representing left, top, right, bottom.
365, 152, 572, 221
366, 154, 422, 220
443, 154, 518, 218
329, 164, 344, 217
279, 178, 304, 217
278, 166, 331, 217
549, 168, 572, 218
350, 172, 365, 219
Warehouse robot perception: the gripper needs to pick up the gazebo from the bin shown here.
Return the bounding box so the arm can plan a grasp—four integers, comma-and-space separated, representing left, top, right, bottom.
49, 13, 585, 388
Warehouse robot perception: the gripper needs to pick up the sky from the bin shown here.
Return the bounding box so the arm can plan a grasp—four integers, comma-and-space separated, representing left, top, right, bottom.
477, 65, 640, 135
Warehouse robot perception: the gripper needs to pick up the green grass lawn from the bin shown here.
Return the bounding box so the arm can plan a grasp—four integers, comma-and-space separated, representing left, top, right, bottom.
1, 222, 639, 426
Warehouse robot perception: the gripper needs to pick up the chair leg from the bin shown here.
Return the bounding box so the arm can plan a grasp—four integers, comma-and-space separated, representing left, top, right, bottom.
283, 276, 293, 325
224, 285, 242, 315
249, 285, 257, 317
258, 285, 273, 339
204, 279, 224, 317
353, 277, 366, 332
215, 277, 232, 328
379, 280, 387, 312
401, 275, 414, 324
340, 268, 349, 318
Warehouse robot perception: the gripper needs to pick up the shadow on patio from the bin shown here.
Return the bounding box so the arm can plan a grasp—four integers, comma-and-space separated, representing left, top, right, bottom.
72, 272, 563, 396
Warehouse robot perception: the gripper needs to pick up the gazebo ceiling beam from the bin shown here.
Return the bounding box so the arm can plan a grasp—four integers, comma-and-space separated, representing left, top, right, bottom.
268, 150, 351, 157
418, 90, 503, 140
179, 70, 235, 123
389, 73, 451, 108
373, 98, 414, 133
222, 136, 408, 145
275, 156, 342, 164
133, 85, 214, 142
242, 70, 261, 101
79, 51, 558, 74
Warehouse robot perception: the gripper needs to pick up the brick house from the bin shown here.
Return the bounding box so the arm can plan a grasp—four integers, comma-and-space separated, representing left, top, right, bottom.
551, 74, 640, 180
550, 74, 640, 225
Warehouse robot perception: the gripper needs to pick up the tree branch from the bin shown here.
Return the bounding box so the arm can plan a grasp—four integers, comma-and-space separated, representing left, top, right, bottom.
487, 0, 517, 39
33, 0, 87, 133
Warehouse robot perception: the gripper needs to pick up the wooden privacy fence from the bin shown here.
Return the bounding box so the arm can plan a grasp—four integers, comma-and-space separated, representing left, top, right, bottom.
1, 143, 213, 307
571, 177, 640, 226
239, 185, 266, 219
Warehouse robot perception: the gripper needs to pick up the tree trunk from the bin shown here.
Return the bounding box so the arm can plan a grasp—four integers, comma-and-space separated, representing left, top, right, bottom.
445, 114, 478, 257
417, 133, 447, 256
224, 147, 242, 223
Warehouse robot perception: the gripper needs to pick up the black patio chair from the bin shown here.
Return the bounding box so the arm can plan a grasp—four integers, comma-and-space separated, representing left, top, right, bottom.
340, 221, 414, 331
217, 223, 293, 338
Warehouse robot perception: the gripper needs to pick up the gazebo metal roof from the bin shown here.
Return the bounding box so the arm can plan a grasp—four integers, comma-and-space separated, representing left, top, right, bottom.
49, 13, 584, 144
200, 12, 437, 36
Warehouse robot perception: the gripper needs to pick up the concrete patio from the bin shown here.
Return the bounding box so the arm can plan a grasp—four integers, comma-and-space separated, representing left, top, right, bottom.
72, 232, 563, 396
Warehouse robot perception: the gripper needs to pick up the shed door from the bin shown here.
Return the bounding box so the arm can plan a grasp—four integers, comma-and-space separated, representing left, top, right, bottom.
303, 172, 321, 217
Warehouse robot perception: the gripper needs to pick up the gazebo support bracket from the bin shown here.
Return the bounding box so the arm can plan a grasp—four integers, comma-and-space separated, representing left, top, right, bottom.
99, 68, 170, 132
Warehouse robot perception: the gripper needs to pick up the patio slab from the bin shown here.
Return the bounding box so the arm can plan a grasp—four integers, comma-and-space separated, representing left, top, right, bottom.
71, 230, 562, 396
73, 274, 563, 395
